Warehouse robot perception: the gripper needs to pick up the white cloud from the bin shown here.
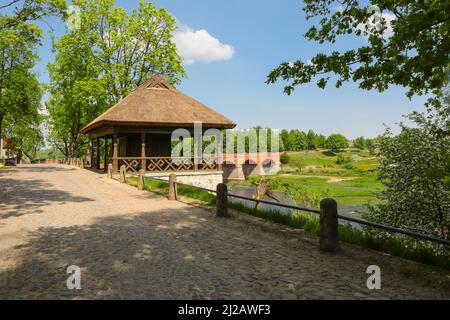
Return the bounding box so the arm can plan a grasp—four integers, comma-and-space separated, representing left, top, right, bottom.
173, 22, 235, 65
357, 11, 396, 39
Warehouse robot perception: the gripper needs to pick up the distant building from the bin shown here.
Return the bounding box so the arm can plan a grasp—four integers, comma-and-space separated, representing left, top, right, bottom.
0, 136, 8, 160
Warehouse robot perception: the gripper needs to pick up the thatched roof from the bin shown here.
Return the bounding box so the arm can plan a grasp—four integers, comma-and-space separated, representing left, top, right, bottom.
81, 75, 236, 134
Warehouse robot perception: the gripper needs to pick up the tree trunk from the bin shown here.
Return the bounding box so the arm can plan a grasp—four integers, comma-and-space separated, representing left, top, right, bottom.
253, 179, 269, 210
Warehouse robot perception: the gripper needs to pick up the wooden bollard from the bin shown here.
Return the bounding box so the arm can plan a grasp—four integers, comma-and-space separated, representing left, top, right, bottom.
107, 163, 113, 179
168, 174, 177, 200
119, 165, 126, 183
138, 169, 145, 190
216, 183, 229, 217
319, 198, 339, 252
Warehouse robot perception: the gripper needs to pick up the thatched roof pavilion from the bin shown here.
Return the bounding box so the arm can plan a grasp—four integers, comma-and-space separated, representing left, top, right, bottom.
82, 75, 235, 175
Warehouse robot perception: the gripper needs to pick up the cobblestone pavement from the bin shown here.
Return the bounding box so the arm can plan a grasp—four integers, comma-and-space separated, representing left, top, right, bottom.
0, 165, 449, 300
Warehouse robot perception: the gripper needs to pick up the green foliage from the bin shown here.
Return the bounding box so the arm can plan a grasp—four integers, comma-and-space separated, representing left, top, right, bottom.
280, 152, 290, 164
353, 136, 367, 150
4, 114, 44, 161
266, 0, 450, 110
316, 134, 327, 148
366, 110, 450, 245
0, 18, 43, 158
326, 133, 349, 151
47, 0, 186, 157
0, 0, 66, 31
335, 154, 352, 165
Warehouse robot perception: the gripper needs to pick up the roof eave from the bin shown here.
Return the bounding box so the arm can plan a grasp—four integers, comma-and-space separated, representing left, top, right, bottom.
81, 120, 236, 135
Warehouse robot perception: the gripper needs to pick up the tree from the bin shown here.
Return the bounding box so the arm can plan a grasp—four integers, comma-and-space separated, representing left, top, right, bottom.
47, 0, 186, 157
266, 0, 450, 110
280, 129, 290, 151
306, 129, 318, 150
326, 134, 349, 151
4, 113, 44, 161
288, 129, 307, 151
354, 136, 367, 150
366, 111, 450, 242
0, 22, 42, 160
0, 0, 66, 31
316, 134, 327, 148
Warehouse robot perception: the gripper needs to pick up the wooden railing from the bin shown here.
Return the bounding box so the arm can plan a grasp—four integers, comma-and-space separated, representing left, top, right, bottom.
116, 157, 220, 174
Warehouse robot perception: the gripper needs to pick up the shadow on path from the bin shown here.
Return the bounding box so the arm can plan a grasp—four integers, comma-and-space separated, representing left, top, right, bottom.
0, 172, 93, 220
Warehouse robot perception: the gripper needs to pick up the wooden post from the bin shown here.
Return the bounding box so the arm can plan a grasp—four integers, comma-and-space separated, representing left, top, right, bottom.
96, 137, 101, 170
141, 132, 146, 171
138, 169, 145, 190
89, 139, 94, 168
119, 165, 126, 183
107, 163, 113, 179
320, 198, 339, 252
103, 137, 108, 173
113, 131, 119, 174
168, 174, 177, 200
216, 183, 229, 217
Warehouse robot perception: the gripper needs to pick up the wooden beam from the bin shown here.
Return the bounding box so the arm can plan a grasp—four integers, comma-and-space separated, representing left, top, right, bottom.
141, 132, 146, 171
113, 130, 119, 174
103, 137, 108, 173
89, 138, 94, 168
96, 137, 100, 170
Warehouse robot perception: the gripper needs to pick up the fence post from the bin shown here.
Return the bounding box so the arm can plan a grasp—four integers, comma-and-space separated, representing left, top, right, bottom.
107, 163, 113, 179
119, 165, 126, 183
168, 174, 177, 200
216, 183, 229, 217
320, 198, 339, 252
138, 169, 146, 190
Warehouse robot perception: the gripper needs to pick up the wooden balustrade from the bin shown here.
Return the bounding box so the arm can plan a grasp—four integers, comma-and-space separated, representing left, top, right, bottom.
115, 157, 220, 174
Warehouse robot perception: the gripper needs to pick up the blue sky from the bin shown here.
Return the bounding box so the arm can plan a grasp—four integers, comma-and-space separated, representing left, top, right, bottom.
33, 0, 427, 139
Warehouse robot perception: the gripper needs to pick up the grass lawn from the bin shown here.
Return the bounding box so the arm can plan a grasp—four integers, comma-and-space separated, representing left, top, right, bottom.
285, 149, 380, 171
269, 173, 383, 206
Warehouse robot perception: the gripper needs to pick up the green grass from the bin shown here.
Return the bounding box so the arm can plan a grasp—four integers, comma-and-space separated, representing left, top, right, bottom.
125, 175, 449, 270
127, 176, 216, 204
277, 174, 383, 205
284, 149, 380, 172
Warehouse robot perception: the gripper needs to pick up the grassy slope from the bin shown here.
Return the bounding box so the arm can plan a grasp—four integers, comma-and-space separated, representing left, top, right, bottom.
271, 174, 383, 205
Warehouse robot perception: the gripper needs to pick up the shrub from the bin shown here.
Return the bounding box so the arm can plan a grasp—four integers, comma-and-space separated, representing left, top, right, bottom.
366, 111, 450, 252
336, 154, 352, 165
280, 152, 290, 164
326, 134, 349, 151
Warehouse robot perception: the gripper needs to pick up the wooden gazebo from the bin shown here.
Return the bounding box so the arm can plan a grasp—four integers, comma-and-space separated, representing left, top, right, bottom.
81, 76, 236, 178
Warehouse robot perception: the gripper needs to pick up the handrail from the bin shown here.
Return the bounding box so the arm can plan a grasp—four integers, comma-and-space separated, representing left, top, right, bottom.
335, 214, 450, 246
226, 193, 321, 214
